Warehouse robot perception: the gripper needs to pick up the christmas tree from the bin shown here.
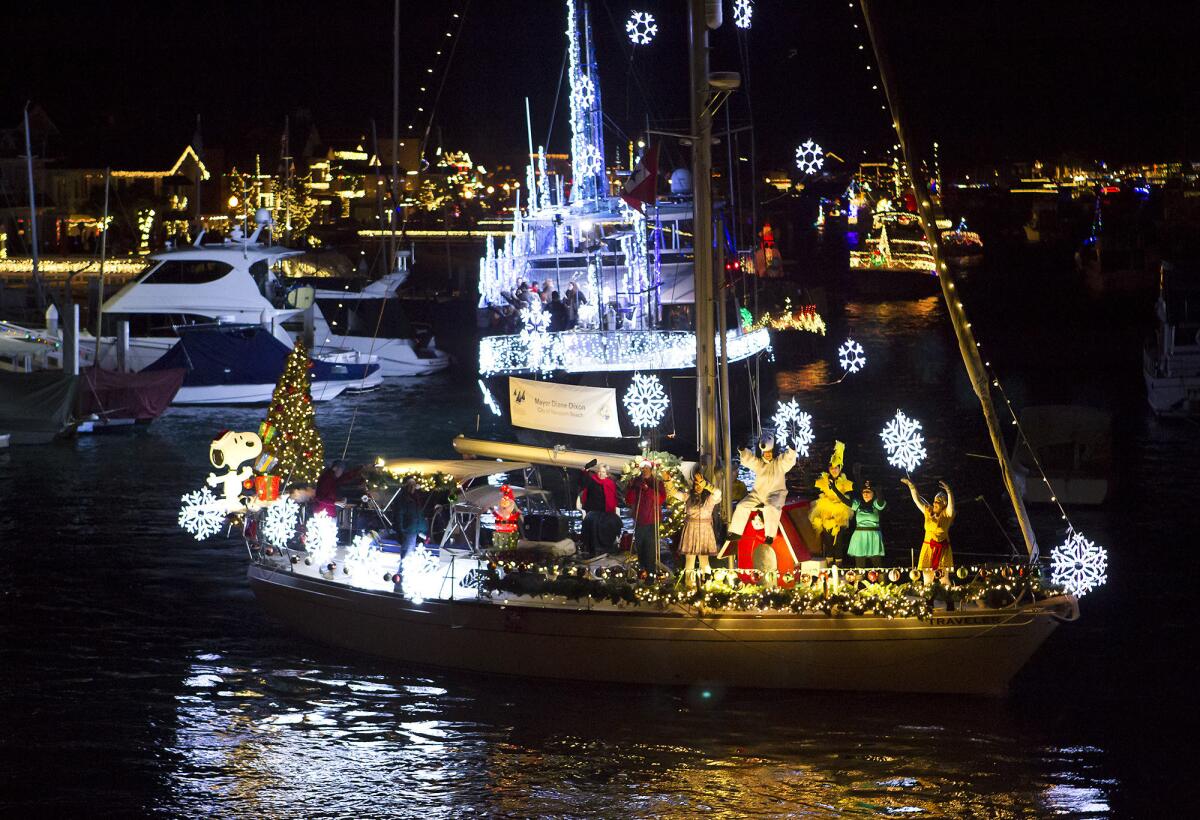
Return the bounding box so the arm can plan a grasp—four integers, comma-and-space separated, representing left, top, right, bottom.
261, 340, 325, 484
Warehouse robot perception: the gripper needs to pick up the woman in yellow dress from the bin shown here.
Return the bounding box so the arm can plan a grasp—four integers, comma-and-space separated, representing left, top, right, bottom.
808, 441, 853, 559
900, 478, 955, 569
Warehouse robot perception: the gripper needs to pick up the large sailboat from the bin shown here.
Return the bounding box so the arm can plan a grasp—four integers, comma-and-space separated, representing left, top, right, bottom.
475, 0, 770, 452
225, 0, 1092, 696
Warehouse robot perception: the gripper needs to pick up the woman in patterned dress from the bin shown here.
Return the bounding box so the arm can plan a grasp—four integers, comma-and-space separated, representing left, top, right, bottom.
678, 470, 722, 587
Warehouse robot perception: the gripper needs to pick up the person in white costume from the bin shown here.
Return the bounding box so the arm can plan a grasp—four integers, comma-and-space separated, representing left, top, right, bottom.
722, 436, 798, 551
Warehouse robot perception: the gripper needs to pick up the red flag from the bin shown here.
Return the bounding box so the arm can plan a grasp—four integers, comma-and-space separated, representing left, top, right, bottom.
621, 142, 659, 212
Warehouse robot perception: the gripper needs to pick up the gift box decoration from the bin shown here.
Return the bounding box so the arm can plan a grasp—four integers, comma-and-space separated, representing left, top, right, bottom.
258, 421, 277, 444
255, 474, 281, 502
253, 453, 278, 473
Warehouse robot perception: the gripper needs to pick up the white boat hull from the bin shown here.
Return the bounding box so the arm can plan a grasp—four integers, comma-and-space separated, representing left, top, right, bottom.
313, 336, 450, 377
173, 380, 350, 405
248, 564, 1069, 695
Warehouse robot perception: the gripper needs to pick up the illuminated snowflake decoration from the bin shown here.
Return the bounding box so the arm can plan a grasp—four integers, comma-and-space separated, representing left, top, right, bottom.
178, 487, 224, 541
304, 510, 338, 565
772, 398, 814, 456
572, 73, 596, 110
580, 143, 604, 176
837, 338, 867, 374
1050, 530, 1108, 597
262, 497, 301, 549
880, 409, 928, 473
795, 139, 825, 175
344, 532, 380, 579
517, 301, 562, 375
733, 0, 754, 29
401, 544, 440, 605
623, 371, 669, 429
626, 11, 657, 45
478, 378, 501, 417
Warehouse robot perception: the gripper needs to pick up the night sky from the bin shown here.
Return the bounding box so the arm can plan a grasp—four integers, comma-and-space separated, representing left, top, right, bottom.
5, 0, 1196, 173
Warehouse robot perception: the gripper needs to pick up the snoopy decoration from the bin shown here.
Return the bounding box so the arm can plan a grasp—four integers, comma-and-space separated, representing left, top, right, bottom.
207, 430, 263, 513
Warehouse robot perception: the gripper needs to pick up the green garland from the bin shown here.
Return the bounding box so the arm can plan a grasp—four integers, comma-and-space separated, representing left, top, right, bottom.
480, 561, 1063, 621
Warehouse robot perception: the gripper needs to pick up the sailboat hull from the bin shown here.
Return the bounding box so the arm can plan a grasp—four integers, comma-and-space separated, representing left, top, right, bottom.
248, 564, 1067, 696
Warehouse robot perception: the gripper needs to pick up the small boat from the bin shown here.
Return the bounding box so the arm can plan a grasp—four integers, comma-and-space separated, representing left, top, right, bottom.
848, 208, 940, 297
75, 365, 185, 432
144, 325, 380, 405
1144, 261, 1200, 416
1011, 405, 1112, 506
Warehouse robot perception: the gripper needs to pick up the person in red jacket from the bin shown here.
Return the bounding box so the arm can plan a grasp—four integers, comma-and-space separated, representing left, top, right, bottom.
579, 459, 620, 558
624, 459, 667, 573
314, 460, 362, 518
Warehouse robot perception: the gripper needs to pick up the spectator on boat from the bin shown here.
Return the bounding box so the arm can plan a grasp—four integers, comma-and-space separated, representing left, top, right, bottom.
831, 479, 886, 568
314, 460, 362, 518
578, 459, 620, 558
809, 441, 854, 562
564, 282, 586, 328
901, 478, 955, 570
679, 467, 722, 588
547, 291, 570, 332
625, 459, 667, 573
721, 436, 797, 554
491, 484, 522, 551
395, 478, 426, 557
540, 279, 555, 304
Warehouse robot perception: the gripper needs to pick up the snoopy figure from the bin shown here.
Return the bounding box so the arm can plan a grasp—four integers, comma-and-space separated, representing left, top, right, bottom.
207, 430, 263, 513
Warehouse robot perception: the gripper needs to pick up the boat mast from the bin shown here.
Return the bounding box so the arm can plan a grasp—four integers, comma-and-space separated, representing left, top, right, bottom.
23, 103, 47, 314
390, 0, 400, 274
858, 0, 1039, 559
689, 0, 718, 468
93, 168, 110, 365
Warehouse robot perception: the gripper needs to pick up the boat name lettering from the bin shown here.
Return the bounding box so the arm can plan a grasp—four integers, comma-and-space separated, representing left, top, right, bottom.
931, 615, 993, 627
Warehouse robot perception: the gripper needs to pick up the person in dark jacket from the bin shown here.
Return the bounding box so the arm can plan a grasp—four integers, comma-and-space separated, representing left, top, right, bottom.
547, 291, 570, 332
394, 478, 426, 556
578, 459, 620, 557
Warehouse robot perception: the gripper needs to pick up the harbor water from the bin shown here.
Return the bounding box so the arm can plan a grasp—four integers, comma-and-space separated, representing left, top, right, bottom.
1, 239, 1196, 816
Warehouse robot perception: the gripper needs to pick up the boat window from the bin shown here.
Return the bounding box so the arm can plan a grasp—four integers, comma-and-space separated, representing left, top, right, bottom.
250, 260, 270, 296
142, 260, 234, 285
103, 313, 217, 337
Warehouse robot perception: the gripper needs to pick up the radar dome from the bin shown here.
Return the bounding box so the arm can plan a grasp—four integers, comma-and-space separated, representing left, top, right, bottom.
254, 207, 272, 226
669, 168, 693, 195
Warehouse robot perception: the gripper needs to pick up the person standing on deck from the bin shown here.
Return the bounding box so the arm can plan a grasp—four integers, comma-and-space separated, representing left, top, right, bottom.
578, 459, 620, 558
625, 459, 666, 574
721, 436, 797, 552
831, 480, 886, 568
901, 478, 955, 569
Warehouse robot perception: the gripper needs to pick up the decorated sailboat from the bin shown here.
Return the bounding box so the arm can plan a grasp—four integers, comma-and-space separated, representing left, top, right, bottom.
179, 1, 1108, 696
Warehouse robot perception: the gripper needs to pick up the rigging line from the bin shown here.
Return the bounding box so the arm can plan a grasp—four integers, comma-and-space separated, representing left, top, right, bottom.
418, 0, 471, 166
542, 49, 569, 153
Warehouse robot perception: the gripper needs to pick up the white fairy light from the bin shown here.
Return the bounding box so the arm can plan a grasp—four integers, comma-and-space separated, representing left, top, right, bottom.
772, 398, 814, 456
305, 511, 338, 565
178, 487, 225, 541
344, 532, 381, 581
478, 378, 501, 417
626, 11, 657, 45
1050, 530, 1108, 597
733, 0, 754, 29
572, 72, 595, 111
262, 497, 301, 549
580, 144, 604, 176
880, 409, 928, 473
401, 544, 441, 605
795, 139, 825, 175
837, 338, 867, 374
623, 371, 669, 429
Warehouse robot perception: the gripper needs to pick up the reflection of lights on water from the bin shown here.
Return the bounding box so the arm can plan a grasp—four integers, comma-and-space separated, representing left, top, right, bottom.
1043, 784, 1110, 813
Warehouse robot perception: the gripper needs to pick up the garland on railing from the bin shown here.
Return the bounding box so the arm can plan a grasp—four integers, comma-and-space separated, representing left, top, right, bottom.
480, 559, 1063, 620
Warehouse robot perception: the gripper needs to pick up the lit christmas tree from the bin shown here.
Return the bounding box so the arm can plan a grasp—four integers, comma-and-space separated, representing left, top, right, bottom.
261, 340, 325, 484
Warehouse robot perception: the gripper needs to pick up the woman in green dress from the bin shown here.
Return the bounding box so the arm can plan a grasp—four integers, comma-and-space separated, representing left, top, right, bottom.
832, 480, 886, 568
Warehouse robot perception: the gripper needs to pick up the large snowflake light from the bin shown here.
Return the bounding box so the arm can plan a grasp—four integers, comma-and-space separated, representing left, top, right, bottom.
1050, 530, 1108, 597
880, 409, 928, 473
772, 398, 814, 456
178, 487, 225, 541
733, 0, 754, 29
262, 497, 301, 549
626, 11, 657, 45
837, 338, 867, 374
401, 544, 441, 605
572, 72, 596, 110
623, 371, 669, 429
304, 510, 338, 565
795, 139, 825, 175
344, 532, 381, 581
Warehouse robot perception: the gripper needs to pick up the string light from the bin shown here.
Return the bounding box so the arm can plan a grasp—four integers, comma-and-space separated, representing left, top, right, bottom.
478, 379, 501, 416
260, 340, 325, 485
400, 544, 440, 605
304, 511, 338, 565
880, 409, 928, 473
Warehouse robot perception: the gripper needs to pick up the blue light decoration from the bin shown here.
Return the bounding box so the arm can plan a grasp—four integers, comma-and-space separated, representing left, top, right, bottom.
626, 11, 658, 45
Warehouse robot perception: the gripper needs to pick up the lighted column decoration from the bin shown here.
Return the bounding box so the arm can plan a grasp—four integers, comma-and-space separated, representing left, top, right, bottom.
261, 340, 326, 484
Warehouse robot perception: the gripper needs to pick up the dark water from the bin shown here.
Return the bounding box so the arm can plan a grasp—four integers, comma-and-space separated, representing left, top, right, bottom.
2, 241, 1197, 816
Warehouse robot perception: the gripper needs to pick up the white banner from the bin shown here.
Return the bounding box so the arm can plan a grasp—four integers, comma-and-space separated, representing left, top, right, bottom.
508, 377, 621, 438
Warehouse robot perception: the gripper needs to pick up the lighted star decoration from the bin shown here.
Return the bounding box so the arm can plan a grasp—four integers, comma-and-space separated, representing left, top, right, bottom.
304, 510, 338, 565
262, 497, 301, 549
772, 398, 814, 456
837, 338, 867, 374
478, 378, 501, 417
880, 409, 928, 473
1050, 530, 1108, 597
623, 371, 669, 429
401, 544, 440, 605
733, 0, 753, 29
626, 11, 657, 45
178, 487, 224, 541
572, 73, 596, 110
795, 139, 825, 175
